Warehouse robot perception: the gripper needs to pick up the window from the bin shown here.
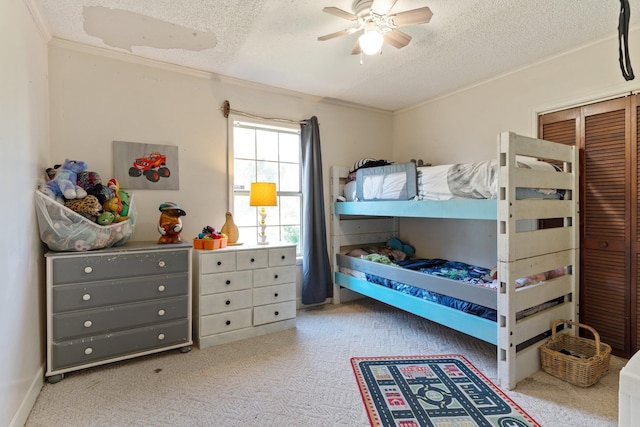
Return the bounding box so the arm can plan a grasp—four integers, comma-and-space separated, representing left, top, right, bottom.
229, 117, 302, 255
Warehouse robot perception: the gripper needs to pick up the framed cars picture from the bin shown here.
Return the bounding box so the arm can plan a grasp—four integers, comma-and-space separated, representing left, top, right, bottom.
113, 141, 180, 190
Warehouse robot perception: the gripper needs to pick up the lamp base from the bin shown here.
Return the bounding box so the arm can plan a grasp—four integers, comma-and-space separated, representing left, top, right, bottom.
257, 241, 269, 245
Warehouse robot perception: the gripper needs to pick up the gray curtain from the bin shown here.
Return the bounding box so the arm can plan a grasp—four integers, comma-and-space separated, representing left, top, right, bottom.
300, 116, 332, 304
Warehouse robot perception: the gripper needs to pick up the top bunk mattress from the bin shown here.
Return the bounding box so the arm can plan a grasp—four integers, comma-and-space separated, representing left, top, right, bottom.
343, 156, 561, 202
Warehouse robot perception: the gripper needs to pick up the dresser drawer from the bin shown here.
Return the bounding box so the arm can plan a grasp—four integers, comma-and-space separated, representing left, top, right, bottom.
51, 250, 188, 285
200, 289, 252, 316
237, 250, 268, 270
53, 296, 188, 341
199, 270, 252, 295
52, 273, 188, 313
201, 309, 252, 335
253, 283, 295, 307
269, 246, 296, 267
51, 319, 189, 371
253, 301, 296, 326
199, 251, 237, 274
253, 266, 295, 287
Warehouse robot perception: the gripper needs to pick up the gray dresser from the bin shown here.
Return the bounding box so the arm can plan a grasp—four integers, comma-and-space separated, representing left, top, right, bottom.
193, 243, 297, 349
45, 242, 192, 383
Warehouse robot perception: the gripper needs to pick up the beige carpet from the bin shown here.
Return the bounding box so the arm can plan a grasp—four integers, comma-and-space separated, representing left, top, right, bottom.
26, 299, 625, 426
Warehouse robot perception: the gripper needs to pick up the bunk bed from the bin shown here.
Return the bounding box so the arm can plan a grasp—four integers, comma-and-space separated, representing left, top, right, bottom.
330, 132, 579, 390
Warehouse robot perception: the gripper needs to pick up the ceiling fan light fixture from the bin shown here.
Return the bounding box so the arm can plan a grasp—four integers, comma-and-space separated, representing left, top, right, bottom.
359, 29, 383, 55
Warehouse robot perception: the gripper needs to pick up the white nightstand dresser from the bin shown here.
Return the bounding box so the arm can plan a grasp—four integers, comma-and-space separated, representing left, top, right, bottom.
193, 242, 297, 349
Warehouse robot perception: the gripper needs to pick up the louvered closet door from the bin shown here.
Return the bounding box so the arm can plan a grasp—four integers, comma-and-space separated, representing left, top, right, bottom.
540, 97, 631, 357
581, 98, 629, 357
633, 94, 640, 353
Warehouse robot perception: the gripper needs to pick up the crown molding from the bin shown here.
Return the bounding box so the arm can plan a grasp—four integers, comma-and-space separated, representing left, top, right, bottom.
24, 0, 51, 42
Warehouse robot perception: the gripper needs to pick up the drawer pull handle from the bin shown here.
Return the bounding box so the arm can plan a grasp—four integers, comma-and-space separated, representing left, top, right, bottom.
84, 347, 93, 355
82, 294, 91, 301
217, 261, 222, 266
158, 285, 166, 292
274, 274, 279, 279
225, 300, 231, 305
226, 320, 231, 326
84, 266, 93, 274
281, 255, 285, 260
157, 333, 165, 340
158, 260, 166, 268
251, 258, 255, 263
274, 311, 279, 316
274, 293, 279, 298
225, 280, 231, 285
84, 320, 93, 328
158, 309, 166, 316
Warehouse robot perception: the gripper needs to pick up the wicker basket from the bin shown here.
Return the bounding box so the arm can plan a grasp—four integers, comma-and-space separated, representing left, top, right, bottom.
540, 319, 611, 387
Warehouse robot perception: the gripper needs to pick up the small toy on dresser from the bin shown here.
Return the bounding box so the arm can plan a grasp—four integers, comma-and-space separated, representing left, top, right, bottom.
157, 202, 187, 244
193, 226, 228, 250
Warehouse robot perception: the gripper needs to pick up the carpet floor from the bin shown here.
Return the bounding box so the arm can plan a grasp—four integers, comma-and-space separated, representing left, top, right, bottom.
26, 299, 625, 427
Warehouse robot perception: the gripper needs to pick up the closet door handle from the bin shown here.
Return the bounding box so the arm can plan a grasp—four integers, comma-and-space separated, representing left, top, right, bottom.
599, 241, 609, 248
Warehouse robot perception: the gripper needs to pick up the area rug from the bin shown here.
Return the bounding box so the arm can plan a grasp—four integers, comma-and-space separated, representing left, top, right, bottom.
351, 355, 539, 427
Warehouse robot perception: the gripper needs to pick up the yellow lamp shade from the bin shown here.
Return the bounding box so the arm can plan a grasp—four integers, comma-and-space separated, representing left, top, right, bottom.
249, 182, 277, 207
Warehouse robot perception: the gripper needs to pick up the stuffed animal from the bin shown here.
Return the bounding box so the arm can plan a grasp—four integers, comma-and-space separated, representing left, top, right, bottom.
45, 159, 88, 201
157, 202, 186, 244
65, 195, 103, 222
77, 170, 114, 205
97, 211, 116, 226
103, 197, 129, 223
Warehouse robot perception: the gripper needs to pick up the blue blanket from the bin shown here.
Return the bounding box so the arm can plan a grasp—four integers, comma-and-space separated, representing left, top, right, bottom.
365, 259, 497, 321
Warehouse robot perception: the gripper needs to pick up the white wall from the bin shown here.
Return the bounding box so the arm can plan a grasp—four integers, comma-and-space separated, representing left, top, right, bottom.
393, 27, 640, 268
0, 1, 50, 426
47, 41, 393, 296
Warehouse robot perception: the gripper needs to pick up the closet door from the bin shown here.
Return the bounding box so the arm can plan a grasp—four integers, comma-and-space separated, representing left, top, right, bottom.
633, 94, 640, 353
540, 98, 631, 357
580, 98, 629, 357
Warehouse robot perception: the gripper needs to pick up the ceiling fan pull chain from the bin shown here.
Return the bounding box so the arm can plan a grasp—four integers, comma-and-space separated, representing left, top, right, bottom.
618, 0, 635, 81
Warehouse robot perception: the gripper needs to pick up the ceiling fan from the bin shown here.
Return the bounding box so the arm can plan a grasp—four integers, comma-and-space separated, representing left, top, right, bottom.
317, 0, 433, 56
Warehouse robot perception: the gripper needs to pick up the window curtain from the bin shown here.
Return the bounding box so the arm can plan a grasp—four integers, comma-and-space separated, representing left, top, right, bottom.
300, 116, 332, 304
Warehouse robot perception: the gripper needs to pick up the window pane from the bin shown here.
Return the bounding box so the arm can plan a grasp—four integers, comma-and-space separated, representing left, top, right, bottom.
234, 159, 256, 190
279, 133, 299, 163
280, 196, 300, 225
256, 161, 278, 183
279, 163, 300, 192
233, 195, 254, 227
234, 127, 256, 159
281, 225, 300, 253
256, 130, 278, 161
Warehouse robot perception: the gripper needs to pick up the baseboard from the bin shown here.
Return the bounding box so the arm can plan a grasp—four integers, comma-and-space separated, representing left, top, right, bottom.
9, 364, 44, 427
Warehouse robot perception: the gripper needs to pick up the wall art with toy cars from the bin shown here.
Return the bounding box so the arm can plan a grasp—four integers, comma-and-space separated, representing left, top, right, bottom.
113, 140, 179, 190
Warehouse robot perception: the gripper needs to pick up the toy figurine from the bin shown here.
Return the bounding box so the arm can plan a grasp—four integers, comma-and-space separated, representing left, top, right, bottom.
157, 202, 187, 244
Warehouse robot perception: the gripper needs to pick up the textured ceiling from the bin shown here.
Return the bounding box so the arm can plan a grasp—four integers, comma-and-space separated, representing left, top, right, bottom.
33, 0, 638, 111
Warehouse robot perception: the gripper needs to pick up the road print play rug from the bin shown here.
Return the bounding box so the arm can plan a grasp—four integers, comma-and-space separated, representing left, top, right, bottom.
351, 355, 539, 427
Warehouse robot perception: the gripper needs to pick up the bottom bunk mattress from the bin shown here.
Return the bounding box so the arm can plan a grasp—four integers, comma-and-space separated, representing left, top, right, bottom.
363, 258, 498, 320
340, 251, 563, 322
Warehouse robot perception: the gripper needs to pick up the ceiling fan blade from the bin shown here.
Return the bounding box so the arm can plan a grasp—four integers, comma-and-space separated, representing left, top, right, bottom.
318, 29, 353, 41
390, 7, 433, 27
371, 0, 398, 15
322, 6, 358, 21
384, 29, 412, 49
351, 40, 362, 55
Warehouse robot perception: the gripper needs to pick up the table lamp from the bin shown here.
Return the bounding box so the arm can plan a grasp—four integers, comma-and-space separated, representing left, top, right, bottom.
249, 182, 277, 245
